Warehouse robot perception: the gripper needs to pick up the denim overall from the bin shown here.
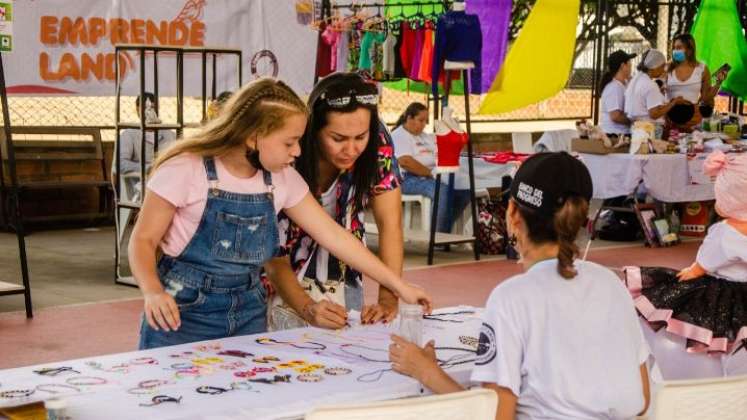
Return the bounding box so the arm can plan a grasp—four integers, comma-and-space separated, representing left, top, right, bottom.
139, 157, 278, 349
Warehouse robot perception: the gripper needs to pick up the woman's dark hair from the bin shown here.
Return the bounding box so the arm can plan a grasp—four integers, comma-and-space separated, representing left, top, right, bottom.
668, 33, 697, 73
296, 72, 380, 213
393, 102, 428, 129
516, 195, 589, 279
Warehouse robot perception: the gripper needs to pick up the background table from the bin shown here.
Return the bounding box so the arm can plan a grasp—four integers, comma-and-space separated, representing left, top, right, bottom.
0, 307, 482, 420
579, 153, 715, 202
454, 156, 517, 191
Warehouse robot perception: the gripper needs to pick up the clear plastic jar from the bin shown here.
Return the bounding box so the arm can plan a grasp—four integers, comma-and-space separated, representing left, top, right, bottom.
398, 303, 423, 346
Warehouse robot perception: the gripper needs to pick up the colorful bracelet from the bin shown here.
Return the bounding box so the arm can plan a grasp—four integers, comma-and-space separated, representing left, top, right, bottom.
0, 389, 35, 399
324, 367, 352, 376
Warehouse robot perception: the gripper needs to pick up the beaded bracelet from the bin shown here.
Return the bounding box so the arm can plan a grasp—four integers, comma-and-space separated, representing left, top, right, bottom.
297, 374, 323, 383
324, 367, 352, 376
66, 376, 107, 386
130, 357, 158, 365
138, 379, 170, 389
0, 389, 35, 399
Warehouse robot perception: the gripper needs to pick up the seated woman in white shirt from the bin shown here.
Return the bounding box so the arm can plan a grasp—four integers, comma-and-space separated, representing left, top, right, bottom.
625, 49, 684, 123
666, 33, 728, 129
389, 152, 651, 420
599, 50, 635, 136
391, 102, 469, 233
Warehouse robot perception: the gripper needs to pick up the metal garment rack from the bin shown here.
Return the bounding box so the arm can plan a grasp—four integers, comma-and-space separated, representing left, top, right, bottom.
0, 52, 33, 318
429, 69, 480, 265
113, 45, 242, 286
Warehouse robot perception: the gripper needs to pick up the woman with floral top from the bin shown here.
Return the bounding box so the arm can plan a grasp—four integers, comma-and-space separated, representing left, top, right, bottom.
265, 72, 405, 330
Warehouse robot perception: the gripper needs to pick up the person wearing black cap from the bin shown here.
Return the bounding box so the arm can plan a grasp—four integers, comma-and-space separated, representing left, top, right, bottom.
388, 152, 651, 419
599, 50, 636, 136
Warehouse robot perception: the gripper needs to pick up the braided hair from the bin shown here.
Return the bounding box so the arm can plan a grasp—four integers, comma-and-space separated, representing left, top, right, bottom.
152, 78, 307, 172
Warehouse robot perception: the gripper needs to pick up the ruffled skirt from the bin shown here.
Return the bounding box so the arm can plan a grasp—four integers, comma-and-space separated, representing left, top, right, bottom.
623, 266, 747, 354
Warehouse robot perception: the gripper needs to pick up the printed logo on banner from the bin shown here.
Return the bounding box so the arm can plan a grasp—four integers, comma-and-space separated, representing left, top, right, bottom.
475, 322, 497, 365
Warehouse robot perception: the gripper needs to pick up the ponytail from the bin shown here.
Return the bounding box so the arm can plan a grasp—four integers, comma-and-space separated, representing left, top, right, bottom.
516, 195, 590, 280
553, 196, 589, 279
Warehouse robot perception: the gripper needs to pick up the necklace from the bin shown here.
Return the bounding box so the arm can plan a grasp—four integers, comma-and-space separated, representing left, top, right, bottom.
423, 310, 476, 323
338, 344, 389, 363
255, 337, 327, 351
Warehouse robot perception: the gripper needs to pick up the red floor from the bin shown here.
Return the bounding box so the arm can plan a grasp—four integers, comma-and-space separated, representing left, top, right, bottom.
1, 242, 700, 369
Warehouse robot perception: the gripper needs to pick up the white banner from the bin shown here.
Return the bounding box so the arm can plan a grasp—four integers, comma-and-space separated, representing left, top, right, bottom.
5, 0, 318, 96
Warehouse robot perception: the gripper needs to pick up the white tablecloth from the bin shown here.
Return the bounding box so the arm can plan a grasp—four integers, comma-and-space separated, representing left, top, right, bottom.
0, 307, 482, 420
453, 156, 517, 191
579, 153, 715, 202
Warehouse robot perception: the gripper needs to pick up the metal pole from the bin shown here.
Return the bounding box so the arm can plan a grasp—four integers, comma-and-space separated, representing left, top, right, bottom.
114, 47, 122, 282
463, 69, 479, 261
201, 51, 207, 123
177, 50, 184, 139
0, 53, 33, 318
139, 48, 147, 203
428, 174, 441, 265
211, 53, 217, 99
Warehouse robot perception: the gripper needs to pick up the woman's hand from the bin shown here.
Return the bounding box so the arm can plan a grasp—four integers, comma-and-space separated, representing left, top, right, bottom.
303, 300, 348, 329
677, 263, 706, 281
143, 291, 181, 331
389, 335, 438, 383
396, 283, 433, 314
361, 299, 398, 325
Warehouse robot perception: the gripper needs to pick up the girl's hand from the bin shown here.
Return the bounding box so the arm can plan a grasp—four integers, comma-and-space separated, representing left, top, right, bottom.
397, 283, 432, 314
389, 335, 438, 383
361, 300, 398, 325
143, 291, 181, 331
677, 263, 706, 281
304, 300, 348, 329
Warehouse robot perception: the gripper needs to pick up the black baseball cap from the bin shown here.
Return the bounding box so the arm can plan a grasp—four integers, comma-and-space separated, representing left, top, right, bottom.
608, 50, 637, 73
510, 152, 593, 217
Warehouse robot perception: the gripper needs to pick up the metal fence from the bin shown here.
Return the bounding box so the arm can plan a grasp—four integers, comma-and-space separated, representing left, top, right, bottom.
1, 0, 742, 130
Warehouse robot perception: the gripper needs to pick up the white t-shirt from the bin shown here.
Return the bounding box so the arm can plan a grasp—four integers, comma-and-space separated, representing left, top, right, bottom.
696, 221, 747, 282
600, 79, 630, 134
625, 72, 665, 123
147, 154, 309, 256
667, 63, 704, 103
391, 126, 436, 173
471, 259, 649, 420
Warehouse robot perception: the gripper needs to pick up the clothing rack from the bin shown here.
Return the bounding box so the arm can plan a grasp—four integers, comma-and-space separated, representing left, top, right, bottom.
0, 52, 33, 318
113, 45, 242, 286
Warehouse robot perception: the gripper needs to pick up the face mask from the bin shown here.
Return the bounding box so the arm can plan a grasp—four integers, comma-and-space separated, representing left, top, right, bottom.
672, 50, 686, 62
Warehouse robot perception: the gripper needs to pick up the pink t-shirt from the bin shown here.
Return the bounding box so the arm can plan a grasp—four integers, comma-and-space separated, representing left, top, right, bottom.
147, 154, 309, 257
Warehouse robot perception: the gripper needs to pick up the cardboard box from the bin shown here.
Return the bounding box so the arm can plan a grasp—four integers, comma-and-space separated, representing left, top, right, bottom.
571, 138, 628, 154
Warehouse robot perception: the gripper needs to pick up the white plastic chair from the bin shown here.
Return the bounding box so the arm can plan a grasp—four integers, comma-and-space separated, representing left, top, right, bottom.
305, 388, 497, 420
652, 374, 747, 420
402, 194, 432, 233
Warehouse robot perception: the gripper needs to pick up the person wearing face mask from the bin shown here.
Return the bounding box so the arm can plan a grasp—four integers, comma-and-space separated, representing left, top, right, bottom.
666, 33, 727, 128
598, 50, 636, 136
625, 49, 685, 124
